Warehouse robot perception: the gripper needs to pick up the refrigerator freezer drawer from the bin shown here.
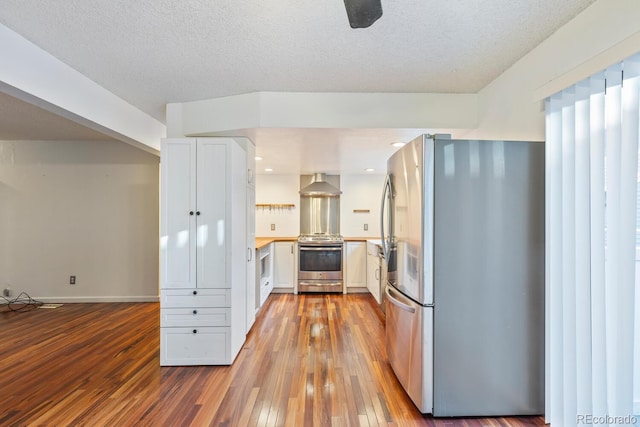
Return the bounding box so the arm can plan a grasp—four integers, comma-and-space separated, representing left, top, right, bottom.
385, 285, 433, 414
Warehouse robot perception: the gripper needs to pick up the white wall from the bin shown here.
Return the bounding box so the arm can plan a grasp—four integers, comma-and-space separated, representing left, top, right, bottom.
255, 174, 300, 237
340, 174, 385, 238
0, 140, 159, 302
466, 0, 640, 142
255, 173, 385, 238
167, 92, 477, 138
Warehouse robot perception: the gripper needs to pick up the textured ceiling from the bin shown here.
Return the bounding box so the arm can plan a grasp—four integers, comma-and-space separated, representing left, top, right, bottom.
0, 0, 597, 173
0, 0, 597, 122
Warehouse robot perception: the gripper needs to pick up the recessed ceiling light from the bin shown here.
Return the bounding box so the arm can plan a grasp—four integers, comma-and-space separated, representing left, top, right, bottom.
365, 168, 375, 172
255, 156, 263, 161
391, 142, 406, 147
264, 168, 273, 172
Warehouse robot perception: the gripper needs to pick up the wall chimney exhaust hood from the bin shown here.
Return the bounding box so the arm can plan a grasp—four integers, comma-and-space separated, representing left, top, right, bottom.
299, 173, 342, 197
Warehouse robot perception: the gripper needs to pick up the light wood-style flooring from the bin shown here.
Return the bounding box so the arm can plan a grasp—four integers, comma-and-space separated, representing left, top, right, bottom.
0, 294, 544, 426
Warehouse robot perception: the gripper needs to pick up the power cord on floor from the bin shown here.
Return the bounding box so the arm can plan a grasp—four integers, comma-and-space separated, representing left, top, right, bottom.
0, 292, 44, 312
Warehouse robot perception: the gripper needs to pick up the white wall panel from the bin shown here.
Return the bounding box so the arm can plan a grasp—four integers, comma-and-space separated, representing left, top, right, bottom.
340, 174, 385, 238
255, 174, 300, 237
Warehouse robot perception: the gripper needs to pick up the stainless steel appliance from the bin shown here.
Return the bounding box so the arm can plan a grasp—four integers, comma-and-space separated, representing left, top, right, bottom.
381, 135, 545, 416
298, 237, 343, 292
299, 173, 341, 236
298, 174, 344, 293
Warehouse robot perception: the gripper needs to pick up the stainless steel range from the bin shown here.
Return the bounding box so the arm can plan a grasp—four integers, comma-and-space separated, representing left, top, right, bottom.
297, 174, 344, 293
297, 236, 344, 293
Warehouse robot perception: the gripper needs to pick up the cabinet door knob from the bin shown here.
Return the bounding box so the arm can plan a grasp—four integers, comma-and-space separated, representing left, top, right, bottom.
193, 290, 197, 295
196, 211, 201, 216
193, 310, 198, 315
189, 211, 194, 216
192, 329, 198, 334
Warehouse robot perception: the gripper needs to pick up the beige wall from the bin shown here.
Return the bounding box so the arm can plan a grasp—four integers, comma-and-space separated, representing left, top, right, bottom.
0, 140, 159, 302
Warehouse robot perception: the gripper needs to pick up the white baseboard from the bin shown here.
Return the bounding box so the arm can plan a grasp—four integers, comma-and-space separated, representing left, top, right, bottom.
346, 287, 370, 293
270, 288, 294, 294
34, 296, 159, 303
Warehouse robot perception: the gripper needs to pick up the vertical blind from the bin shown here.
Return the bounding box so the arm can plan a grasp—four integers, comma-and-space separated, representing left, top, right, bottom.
545, 52, 640, 426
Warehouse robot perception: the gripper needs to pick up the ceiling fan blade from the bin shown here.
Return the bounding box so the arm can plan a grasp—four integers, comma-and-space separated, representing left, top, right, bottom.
343, 0, 383, 29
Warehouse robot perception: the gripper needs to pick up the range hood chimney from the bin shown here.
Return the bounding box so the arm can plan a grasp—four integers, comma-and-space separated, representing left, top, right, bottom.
299, 173, 342, 197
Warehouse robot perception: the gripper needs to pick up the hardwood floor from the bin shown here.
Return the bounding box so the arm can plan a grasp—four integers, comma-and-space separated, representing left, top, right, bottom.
0, 294, 544, 426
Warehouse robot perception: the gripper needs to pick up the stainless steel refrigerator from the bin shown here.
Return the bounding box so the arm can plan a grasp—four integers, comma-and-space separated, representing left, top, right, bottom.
380, 134, 545, 416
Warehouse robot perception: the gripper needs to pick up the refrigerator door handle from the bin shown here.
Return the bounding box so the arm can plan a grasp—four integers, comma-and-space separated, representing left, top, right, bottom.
380, 174, 392, 260
386, 286, 415, 313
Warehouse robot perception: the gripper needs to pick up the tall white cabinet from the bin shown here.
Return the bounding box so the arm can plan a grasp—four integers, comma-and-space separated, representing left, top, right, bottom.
160, 137, 255, 366
245, 142, 256, 332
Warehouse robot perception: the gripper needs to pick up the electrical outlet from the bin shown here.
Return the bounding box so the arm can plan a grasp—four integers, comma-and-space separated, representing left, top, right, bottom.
270, 224, 276, 231
364, 223, 369, 231
70, 276, 76, 285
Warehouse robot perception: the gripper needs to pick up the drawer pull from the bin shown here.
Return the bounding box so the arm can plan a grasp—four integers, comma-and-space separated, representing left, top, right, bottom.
193, 310, 198, 315
193, 290, 197, 295
192, 329, 198, 334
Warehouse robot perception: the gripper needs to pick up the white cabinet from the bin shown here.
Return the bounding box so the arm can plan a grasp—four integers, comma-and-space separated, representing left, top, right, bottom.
273, 242, 295, 289
258, 244, 273, 305
366, 242, 381, 304
245, 142, 256, 333
345, 241, 367, 288
160, 137, 252, 366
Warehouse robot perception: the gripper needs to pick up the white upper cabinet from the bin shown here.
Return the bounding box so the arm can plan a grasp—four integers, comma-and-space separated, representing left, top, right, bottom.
196, 140, 228, 288
160, 139, 197, 289
161, 139, 229, 289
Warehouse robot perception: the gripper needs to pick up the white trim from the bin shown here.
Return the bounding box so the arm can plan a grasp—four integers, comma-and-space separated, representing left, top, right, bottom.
533, 31, 640, 102
634, 399, 640, 415
167, 92, 478, 138
33, 296, 159, 303
0, 24, 165, 153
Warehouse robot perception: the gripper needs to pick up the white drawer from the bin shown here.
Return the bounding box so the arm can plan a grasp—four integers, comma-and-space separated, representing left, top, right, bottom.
160, 307, 231, 327
160, 327, 230, 366
161, 288, 231, 308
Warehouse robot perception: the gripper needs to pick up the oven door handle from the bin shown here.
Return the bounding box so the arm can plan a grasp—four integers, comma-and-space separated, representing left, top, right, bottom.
299, 247, 343, 251
298, 281, 343, 286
